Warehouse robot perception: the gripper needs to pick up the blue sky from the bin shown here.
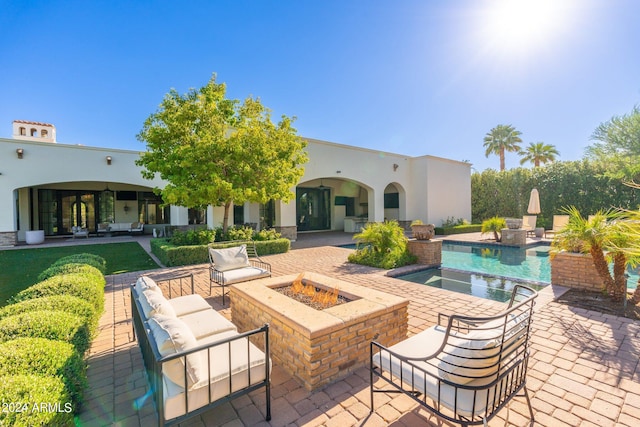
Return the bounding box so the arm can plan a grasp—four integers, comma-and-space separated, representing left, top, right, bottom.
1, 0, 638, 171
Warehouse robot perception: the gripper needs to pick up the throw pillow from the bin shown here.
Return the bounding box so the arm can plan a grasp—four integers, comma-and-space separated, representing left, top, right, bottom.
210, 245, 251, 272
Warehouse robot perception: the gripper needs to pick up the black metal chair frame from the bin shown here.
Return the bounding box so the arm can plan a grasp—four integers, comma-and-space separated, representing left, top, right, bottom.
370, 284, 537, 427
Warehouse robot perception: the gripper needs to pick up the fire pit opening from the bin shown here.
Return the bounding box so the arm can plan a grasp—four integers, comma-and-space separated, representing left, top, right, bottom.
274, 272, 352, 309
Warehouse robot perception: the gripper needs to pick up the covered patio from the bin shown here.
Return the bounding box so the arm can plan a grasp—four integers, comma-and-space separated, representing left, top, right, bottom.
77, 237, 640, 426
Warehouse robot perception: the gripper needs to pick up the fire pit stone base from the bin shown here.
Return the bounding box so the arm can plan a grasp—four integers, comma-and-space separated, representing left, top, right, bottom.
230, 272, 409, 391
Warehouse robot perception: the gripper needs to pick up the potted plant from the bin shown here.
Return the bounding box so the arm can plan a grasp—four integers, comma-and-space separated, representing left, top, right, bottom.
410, 220, 435, 240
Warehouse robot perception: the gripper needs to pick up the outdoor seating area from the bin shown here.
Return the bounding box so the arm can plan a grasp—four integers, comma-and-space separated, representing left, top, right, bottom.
75, 235, 640, 427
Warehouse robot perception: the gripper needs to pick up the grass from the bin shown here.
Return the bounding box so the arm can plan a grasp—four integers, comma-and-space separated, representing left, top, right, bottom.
0, 242, 159, 306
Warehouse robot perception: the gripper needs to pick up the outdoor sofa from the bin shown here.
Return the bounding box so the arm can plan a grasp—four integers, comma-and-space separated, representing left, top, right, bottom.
97, 221, 145, 236
370, 284, 538, 426
131, 273, 271, 426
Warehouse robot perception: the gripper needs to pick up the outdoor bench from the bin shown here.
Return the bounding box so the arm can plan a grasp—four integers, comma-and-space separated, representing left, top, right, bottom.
131, 273, 271, 426
370, 284, 538, 426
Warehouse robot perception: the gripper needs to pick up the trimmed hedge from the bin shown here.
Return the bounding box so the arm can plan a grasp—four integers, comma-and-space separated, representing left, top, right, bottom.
0, 374, 74, 427
11, 273, 105, 314
48, 253, 107, 274
0, 296, 98, 338
38, 263, 105, 283
151, 238, 290, 266
0, 338, 86, 408
0, 310, 91, 354
434, 224, 482, 235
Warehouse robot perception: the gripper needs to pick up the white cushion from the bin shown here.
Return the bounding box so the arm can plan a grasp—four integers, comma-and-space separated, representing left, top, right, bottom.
217, 266, 270, 285
140, 290, 177, 318
148, 315, 206, 388
179, 309, 237, 340
168, 294, 213, 317
437, 329, 501, 384
210, 245, 250, 272
135, 276, 163, 296
162, 329, 270, 420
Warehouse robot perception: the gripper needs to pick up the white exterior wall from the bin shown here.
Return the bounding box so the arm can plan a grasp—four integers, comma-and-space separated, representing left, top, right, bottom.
409, 155, 471, 226
0, 138, 164, 235
0, 134, 471, 242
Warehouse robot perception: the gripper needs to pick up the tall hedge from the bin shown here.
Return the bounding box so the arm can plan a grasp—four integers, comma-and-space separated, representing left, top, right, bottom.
472, 160, 640, 229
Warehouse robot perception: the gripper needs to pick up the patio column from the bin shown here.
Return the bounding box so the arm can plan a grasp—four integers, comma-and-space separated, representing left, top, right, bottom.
275, 199, 297, 240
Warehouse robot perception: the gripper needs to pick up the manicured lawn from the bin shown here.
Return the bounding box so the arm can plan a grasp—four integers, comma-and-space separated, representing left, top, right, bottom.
0, 242, 159, 306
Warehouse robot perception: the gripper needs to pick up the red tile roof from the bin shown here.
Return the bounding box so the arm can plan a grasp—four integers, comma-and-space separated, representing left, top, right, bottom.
13, 120, 55, 127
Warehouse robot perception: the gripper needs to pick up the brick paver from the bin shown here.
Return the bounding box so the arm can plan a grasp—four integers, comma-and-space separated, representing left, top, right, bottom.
76, 234, 640, 426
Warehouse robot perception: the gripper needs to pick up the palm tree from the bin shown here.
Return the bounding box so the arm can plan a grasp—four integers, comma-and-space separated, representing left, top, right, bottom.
481, 216, 506, 242
483, 124, 523, 171
519, 142, 560, 167
551, 207, 629, 301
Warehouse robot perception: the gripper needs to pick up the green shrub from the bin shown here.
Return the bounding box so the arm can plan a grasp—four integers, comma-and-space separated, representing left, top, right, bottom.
11, 274, 104, 315
151, 238, 290, 266
170, 228, 216, 246
434, 224, 482, 235
253, 228, 282, 241
348, 221, 416, 269
0, 338, 86, 408
0, 310, 91, 354
48, 253, 107, 274
38, 263, 105, 283
0, 296, 98, 337
215, 225, 255, 242
0, 374, 74, 427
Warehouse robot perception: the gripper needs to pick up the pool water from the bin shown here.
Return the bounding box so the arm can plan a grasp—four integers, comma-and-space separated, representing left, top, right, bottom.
398, 268, 547, 303
395, 242, 638, 301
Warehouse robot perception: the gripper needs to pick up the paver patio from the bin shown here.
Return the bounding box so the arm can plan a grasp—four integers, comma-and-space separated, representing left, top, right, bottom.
77, 236, 640, 426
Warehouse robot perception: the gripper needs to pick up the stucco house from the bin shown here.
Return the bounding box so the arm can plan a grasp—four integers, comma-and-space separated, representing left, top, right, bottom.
0, 120, 471, 245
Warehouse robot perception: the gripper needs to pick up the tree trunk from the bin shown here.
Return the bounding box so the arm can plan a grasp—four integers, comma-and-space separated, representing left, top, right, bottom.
499, 149, 505, 171
589, 246, 615, 295
611, 252, 627, 302
632, 279, 640, 305
222, 201, 231, 232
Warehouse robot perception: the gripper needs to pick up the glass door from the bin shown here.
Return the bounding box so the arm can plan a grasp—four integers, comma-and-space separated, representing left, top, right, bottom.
296, 187, 331, 231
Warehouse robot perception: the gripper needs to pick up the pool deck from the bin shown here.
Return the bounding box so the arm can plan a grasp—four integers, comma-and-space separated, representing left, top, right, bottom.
26, 232, 640, 426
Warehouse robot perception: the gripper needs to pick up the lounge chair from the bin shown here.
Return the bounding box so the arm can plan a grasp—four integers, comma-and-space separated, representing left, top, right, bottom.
209, 241, 271, 305
370, 284, 537, 426
522, 215, 537, 237
545, 215, 569, 238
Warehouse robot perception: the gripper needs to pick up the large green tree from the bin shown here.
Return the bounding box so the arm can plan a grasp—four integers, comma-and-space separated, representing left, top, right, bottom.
483, 124, 523, 171
136, 74, 308, 231
585, 105, 640, 180
519, 142, 559, 167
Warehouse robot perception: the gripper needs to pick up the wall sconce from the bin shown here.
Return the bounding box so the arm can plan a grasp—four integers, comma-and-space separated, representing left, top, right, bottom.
106, 156, 112, 165
124, 203, 130, 212
393, 163, 399, 171
16, 148, 24, 159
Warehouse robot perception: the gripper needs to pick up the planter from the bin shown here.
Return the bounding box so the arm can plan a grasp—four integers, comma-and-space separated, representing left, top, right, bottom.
25, 230, 45, 245
505, 218, 522, 229
411, 224, 435, 240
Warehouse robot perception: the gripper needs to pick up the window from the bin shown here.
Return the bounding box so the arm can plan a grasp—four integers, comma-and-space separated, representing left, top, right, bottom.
233, 204, 244, 225
41, 129, 48, 138
137, 192, 169, 224
19, 127, 26, 136
30, 128, 38, 137
384, 193, 399, 209
188, 208, 206, 224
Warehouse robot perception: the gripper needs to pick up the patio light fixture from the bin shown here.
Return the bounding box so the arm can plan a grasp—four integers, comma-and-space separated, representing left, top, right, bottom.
16, 148, 24, 159
106, 155, 112, 165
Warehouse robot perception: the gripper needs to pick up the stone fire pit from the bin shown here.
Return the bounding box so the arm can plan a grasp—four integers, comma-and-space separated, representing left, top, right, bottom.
230, 272, 409, 390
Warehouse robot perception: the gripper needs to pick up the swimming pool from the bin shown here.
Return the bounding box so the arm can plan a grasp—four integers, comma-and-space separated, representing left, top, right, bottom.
395, 241, 638, 300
